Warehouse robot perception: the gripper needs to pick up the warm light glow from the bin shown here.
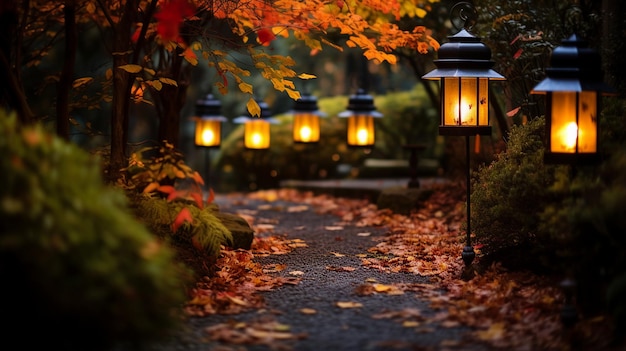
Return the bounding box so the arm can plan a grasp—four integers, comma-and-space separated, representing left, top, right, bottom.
558, 122, 579, 151
443, 77, 489, 127
347, 115, 375, 146
550, 91, 597, 153
244, 120, 270, 149
299, 126, 312, 141
194, 119, 221, 147
293, 113, 320, 143
356, 128, 369, 145
202, 129, 215, 145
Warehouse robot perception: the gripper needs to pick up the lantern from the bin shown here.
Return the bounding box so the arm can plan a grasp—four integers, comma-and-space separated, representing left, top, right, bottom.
338, 89, 382, 147
422, 29, 505, 136
421, 5, 505, 267
292, 94, 326, 143
234, 98, 277, 150
194, 94, 226, 148
531, 35, 614, 165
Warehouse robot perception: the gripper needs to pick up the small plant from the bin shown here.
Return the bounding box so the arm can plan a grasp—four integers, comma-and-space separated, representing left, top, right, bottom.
121, 141, 235, 275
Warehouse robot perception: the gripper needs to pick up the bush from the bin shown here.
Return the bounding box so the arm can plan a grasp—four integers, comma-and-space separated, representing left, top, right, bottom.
471, 97, 626, 338
470, 116, 559, 270
0, 111, 189, 350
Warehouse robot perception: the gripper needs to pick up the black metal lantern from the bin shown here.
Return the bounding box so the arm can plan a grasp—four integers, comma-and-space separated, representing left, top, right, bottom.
194, 94, 227, 148
292, 94, 326, 143
422, 29, 505, 136
531, 35, 614, 165
422, 3, 505, 268
234, 98, 277, 150
338, 89, 383, 147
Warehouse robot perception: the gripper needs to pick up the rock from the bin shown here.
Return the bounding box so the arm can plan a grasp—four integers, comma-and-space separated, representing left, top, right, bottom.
214, 211, 255, 250
376, 186, 433, 215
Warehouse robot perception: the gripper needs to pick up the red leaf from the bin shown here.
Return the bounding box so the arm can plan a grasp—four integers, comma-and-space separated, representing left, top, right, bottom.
257, 28, 276, 46
158, 185, 176, 194
172, 207, 193, 233
131, 27, 141, 43
190, 192, 204, 209
155, 0, 196, 42
207, 188, 215, 205
513, 48, 523, 60
167, 189, 186, 202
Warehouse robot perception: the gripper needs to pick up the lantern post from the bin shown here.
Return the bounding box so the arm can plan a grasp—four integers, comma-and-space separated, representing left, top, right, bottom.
531, 34, 614, 328
422, 2, 505, 267
193, 94, 227, 187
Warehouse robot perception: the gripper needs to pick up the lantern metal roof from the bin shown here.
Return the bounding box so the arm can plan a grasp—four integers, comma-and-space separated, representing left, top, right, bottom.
195, 94, 227, 121
422, 29, 505, 80
531, 34, 615, 93
291, 93, 327, 116
338, 89, 383, 118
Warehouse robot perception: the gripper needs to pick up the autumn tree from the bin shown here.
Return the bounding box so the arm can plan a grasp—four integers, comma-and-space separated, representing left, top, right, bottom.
1, 0, 441, 181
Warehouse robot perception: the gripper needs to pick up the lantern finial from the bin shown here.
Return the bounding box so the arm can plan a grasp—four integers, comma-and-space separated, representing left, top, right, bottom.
450, 2, 477, 31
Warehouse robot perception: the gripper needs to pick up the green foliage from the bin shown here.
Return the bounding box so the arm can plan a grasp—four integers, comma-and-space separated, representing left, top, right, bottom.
472, 98, 626, 333
471, 116, 558, 266
134, 196, 234, 261
0, 111, 189, 350
124, 141, 203, 194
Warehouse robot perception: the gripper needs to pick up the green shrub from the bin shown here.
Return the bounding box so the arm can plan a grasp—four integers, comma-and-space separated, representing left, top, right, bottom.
470, 116, 559, 269
0, 111, 189, 350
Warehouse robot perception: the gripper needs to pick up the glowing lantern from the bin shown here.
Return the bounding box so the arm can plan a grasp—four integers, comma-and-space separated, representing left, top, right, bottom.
234, 98, 277, 150
194, 94, 226, 148
531, 35, 614, 164
422, 29, 505, 136
421, 5, 505, 267
338, 89, 382, 147
292, 94, 326, 143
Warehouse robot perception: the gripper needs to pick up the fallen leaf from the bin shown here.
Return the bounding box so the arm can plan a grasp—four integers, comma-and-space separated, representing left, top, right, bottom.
300, 308, 317, 315
289, 270, 305, 276
357, 232, 371, 236
476, 323, 505, 341
336, 301, 363, 308
325, 226, 344, 231
329, 251, 345, 257
287, 205, 309, 212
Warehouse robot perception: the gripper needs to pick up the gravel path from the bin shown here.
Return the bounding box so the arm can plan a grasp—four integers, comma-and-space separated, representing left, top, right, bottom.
150, 193, 490, 351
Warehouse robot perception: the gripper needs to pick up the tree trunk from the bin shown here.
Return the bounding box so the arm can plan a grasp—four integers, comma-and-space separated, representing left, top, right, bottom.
108, 0, 136, 182
156, 49, 189, 148
56, 0, 76, 140
0, 0, 34, 124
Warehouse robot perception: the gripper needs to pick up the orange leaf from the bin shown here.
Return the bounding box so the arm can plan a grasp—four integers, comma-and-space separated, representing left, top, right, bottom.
192, 171, 204, 185
143, 182, 160, 193
172, 207, 193, 233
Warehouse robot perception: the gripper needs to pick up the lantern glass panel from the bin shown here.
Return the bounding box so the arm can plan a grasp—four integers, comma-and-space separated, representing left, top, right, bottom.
195, 119, 221, 147
347, 115, 375, 146
443, 77, 489, 127
550, 91, 597, 153
245, 119, 270, 149
293, 113, 320, 143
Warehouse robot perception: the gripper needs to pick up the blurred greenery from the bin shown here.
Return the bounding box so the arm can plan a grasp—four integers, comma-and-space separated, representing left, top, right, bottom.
0, 110, 190, 350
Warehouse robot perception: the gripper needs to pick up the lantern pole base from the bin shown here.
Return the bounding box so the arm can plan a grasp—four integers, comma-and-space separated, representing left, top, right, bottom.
462, 245, 475, 266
